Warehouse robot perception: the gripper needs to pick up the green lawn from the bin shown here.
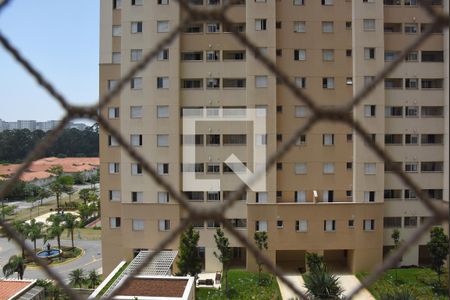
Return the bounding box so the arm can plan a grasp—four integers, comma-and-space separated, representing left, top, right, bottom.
357, 268, 449, 300
196, 269, 282, 300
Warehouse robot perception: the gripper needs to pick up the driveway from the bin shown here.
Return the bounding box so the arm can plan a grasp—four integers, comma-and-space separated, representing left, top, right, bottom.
0, 236, 102, 280
277, 274, 305, 300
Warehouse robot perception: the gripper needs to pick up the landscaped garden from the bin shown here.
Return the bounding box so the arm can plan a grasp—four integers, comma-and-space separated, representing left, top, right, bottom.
196, 269, 282, 300
357, 268, 448, 300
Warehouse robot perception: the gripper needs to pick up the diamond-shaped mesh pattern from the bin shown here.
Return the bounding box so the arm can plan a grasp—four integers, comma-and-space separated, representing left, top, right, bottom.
0, 0, 448, 299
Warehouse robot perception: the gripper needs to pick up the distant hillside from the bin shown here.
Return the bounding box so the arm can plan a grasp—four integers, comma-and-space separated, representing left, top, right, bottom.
0, 128, 99, 163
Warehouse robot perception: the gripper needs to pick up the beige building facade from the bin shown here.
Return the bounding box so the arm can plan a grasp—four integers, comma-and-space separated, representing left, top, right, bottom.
99, 0, 449, 276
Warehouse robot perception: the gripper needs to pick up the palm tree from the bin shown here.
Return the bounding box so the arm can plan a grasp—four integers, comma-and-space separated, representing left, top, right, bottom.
63, 213, 79, 249
303, 269, 343, 300
49, 181, 64, 210
24, 219, 45, 252
86, 270, 101, 289
10, 221, 27, 258
2, 255, 26, 279
46, 214, 64, 250
69, 268, 85, 288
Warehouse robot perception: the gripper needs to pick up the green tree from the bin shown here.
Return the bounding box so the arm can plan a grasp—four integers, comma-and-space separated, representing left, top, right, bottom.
10, 221, 28, 258
72, 172, 85, 185
303, 269, 343, 300
78, 203, 95, 223
24, 219, 45, 252
49, 181, 64, 210
63, 213, 79, 249
254, 231, 268, 285
68, 268, 86, 288
213, 228, 232, 295
391, 229, 403, 283
37, 188, 51, 206
305, 252, 324, 273
79, 188, 91, 205
177, 226, 202, 277
46, 214, 64, 250
427, 226, 449, 285
86, 270, 101, 289
0, 204, 16, 220
47, 165, 64, 176
2, 255, 26, 279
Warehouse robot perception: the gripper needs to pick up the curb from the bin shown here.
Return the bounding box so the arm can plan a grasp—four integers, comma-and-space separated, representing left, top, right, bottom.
27, 248, 86, 269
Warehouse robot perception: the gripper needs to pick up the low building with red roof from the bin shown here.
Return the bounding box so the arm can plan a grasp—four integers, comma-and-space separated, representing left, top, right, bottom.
0, 279, 44, 300
0, 157, 99, 186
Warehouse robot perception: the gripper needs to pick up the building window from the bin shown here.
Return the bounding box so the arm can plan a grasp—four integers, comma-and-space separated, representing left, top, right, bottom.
385, 50, 400, 61
323, 134, 334, 145
322, 190, 334, 202
131, 163, 143, 176
131, 191, 144, 203
404, 216, 417, 228
108, 135, 119, 146
157, 77, 169, 89
131, 21, 143, 33
131, 49, 143, 61
295, 191, 306, 202
296, 220, 308, 232
223, 134, 246, 145
110, 217, 121, 228
112, 52, 121, 64
295, 106, 308, 118
130, 106, 143, 119
404, 23, 417, 34
322, 49, 334, 61
255, 75, 268, 88
109, 163, 120, 174
132, 0, 144, 5
109, 190, 121, 201
295, 77, 306, 88
205, 134, 220, 146
405, 134, 419, 145
385, 106, 403, 117
207, 191, 221, 201
207, 0, 220, 5
130, 134, 143, 146
157, 134, 169, 147
296, 135, 306, 145
294, 49, 306, 61
255, 19, 267, 31
223, 78, 246, 88
364, 191, 375, 202
421, 79, 443, 89
345, 21, 352, 30
421, 106, 443, 117
184, 23, 204, 33
206, 78, 220, 89
158, 0, 169, 4
323, 163, 335, 174
206, 51, 220, 61
363, 19, 376, 31
157, 21, 170, 33
322, 21, 334, 33
207, 23, 221, 33
131, 77, 143, 90
348, 219, 354, 228
322, 77, 334, 89
113, 0, 122, 9
206, 163, 220, 174
158, 219, 171, 231
364, 163, 376, 175
206, 220, 220, 228
157, 106, 169, 118
157, 163, 169, 175
158, 192, 169, 203
363, 219, 375, 231
404, 162, 418, 172
364, 47, 375, 60
277, 220, 284, 229
324, 220, 336, 232
364, 105, 376, 117
384, 217, 402, 228
107, 80, 118, 91
108, 107, 120, 119
421, 161, 443, 172
256, 192, 268, 203
157, 49, 169, 61
132, 219, 144, 231
405, 78, 419, 89
255, 220, 268, 232
405, 51, 418, 62
293, 0, 304, 5
405, 106, 419, 117
294, 21, 306, 33
295, 163, 307, 174
112, 25, 122, 36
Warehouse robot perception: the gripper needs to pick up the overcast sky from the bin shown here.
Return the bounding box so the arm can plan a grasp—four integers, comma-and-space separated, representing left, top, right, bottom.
0, 0, 99, 122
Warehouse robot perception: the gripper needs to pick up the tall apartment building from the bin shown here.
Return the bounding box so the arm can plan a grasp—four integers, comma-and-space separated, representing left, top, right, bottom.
99, 0, 448, 275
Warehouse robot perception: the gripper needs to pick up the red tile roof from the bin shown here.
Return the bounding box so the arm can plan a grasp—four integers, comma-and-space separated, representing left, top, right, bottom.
0, 157, 99, 182
0, 280, 34, 300
117, 278, 188, 298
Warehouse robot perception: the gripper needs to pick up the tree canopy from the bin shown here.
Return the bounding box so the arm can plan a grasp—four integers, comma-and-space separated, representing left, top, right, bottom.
0, 128, 98, 163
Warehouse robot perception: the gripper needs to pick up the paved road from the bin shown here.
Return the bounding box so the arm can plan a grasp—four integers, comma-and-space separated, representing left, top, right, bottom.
0, 236, 102, 280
